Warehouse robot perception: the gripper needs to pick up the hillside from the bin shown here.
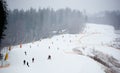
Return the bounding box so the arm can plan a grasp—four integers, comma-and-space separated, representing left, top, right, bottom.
0, 23, 120, 73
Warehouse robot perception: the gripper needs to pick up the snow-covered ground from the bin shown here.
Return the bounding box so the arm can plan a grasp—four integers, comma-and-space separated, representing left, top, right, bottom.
0, 23, 120, 73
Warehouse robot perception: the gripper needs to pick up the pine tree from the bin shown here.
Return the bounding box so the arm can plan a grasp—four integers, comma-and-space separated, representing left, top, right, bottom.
0, 0, 8, 43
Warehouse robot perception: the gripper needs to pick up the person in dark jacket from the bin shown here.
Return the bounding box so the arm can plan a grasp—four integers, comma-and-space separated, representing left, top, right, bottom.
27, 61, 29, 67
48, 46, 50, 49
23, 60, 26, 65
24, 51, 27, 55
32, 58, 34, 63
48, 55, 51, 60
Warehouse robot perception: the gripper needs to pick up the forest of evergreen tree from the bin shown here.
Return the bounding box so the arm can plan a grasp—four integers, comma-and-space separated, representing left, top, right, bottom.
88, 11, 120, 30
2, 8, 87, 47
1, 7, 120, 48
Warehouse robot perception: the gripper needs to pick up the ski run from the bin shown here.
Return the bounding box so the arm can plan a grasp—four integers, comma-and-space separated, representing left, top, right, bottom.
0, 23, 120, 73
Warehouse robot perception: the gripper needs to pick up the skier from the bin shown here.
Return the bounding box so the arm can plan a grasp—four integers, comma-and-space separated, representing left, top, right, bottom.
48, 46, 50, 49
48, 55, 51, 60
24, 51, 27, 55
32, 58, 34, 63
57, 48, 59, 50
27, 62, 29, 67
52, 42, 53, 44
23, 60, 26, 65
30, 45, 31, 48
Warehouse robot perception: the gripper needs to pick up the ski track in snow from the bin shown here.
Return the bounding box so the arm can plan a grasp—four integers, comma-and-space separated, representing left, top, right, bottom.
0, 23, 120, 73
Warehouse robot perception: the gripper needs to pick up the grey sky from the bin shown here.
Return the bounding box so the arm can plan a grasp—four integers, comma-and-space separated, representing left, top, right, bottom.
6, 0, 120, 13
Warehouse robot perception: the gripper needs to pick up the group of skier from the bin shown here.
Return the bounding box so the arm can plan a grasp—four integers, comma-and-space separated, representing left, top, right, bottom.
22, 39, 66, 67
23, 51, 34, 67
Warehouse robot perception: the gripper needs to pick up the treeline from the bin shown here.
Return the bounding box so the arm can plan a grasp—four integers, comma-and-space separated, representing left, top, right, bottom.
88, 11, 120, 30
2, 8, 87, 47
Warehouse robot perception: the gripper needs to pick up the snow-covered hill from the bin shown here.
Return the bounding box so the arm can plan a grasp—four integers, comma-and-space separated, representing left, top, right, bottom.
0, 23, 120, 73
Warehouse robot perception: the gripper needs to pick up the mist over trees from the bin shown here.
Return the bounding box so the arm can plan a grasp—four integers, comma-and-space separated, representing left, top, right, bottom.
88, 11, 120, 30
2, 8, 87, 47
2, 7, 120, 48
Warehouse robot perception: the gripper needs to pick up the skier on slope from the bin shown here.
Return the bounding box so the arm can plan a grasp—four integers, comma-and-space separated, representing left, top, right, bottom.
23, 60, 26, 65
48, 46, 50, 49
30, 45, 31, 48
48, 55, 51, 60
24, 51, 27, 55
27, 61, 29, 67
32, 58, 34, 63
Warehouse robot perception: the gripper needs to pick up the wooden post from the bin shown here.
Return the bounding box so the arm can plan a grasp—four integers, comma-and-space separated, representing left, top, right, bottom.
4, 53, 8, 61
20, 43, 22, 48
8, 46, 11, 51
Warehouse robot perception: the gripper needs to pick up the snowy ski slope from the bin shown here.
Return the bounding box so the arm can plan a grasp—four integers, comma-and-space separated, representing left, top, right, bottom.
0, 23, 120, 73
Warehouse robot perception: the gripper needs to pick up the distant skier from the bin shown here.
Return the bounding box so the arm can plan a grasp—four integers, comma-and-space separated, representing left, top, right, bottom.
23, 60, 26, 65
27, 62, 29, 67
48, 46, 50, 49
48, 55, 51, 60
82, 47, 85, 50
32, 58, 34, 63
24, 51, 27, 55
40, 39, 41, 41
52, 42, 53, 44
30, 45, 31, 48
57, 48, 59, 50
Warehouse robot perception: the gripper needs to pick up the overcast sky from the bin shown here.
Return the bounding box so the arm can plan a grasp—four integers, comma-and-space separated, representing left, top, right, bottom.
6, 0, 120, 13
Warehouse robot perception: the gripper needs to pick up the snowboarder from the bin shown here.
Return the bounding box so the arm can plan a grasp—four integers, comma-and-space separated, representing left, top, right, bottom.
24, 51, 27, 55
48, 55, 51, 60
32, 58, 34, 63
27, 62, 29, 67
23, 60, 26, 65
